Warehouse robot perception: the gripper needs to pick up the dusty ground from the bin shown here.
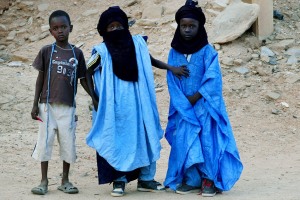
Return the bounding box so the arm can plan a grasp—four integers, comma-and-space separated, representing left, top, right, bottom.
0, 0, 299, 199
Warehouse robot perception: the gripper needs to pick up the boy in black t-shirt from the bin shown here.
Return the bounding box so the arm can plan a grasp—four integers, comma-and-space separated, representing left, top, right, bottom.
30, 10, 89, 195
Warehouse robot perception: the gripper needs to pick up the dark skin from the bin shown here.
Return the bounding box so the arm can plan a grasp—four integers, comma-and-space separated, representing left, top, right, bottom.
86, 21, 190, 111
179, 18, 203, 105
31, 15, 89, 189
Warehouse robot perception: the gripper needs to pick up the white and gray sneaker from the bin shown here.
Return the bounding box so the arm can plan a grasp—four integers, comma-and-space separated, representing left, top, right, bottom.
111, 181, 125, 197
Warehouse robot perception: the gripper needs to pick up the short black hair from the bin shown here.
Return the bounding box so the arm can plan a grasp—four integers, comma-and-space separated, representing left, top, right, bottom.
49, 10, 71, 25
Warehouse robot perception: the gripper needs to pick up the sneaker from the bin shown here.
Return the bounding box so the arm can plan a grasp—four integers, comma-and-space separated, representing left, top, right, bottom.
137, 180, 165, 192
111, 181, 125, 197
175, 183, 201, 195
201, 179, 216, 197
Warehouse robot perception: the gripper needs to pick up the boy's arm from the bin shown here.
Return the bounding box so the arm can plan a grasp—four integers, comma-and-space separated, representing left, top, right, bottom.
31, 71, 44, 120
86, 53, 101, 111
80, 78, 90, 96
150, 54, 189, 79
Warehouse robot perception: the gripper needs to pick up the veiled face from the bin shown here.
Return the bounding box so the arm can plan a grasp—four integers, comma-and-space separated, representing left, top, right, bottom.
106, 21, 124, 32
179, 18, 199, 41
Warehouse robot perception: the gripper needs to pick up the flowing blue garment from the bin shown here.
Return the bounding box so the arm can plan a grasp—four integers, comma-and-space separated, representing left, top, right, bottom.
86, 35, 163, 172
164, 44, 243, 191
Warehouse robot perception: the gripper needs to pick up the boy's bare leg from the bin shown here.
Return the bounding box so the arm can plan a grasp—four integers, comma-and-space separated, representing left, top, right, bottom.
57, 161, 79, 193
62, 161, 70, 184
41, 161, 49, 185
31, 161, 48, 195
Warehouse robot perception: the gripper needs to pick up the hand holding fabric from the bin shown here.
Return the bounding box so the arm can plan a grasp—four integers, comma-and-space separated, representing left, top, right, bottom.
186, 92, 202, 106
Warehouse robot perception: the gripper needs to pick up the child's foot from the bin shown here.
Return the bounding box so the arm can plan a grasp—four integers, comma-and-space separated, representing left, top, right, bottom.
175, 183, 200, 195
57, 182, 79, 194
201, 179, 216, 197
137, 180, 165, 192
111, 181, 125, 197
31, 179, 48, 195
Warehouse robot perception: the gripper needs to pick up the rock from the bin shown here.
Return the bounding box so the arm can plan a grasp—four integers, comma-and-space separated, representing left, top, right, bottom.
235, 67, 250, 75
284, 73, 300, 84
124, 0, 138, 7
75, 42, 85, 48
7, 61, 23, 67
210, 0, 229, 11
27, 17, 33, 26
82, 9, 98, 17
6, 31, 16, 41
0, 58, 4, 63
39, 32, 49, 40
136, 19, 158, 27
221, 57, 234, 66
206, 9, 220, 17
280, 102, 289, 108
269, 39, 295, 52
260, 55, 270, 63
269, 56, 277, 65
251, 54, 260, 60
285, 47, 300, 58
37, 3, 49, 12
29, 35, 39, 42
17, 1, 34, 11
233, 59, 243, 66
0, 24, 7, 31
261, 46, 275, 57
170, 22, 177, 30
266, 91, 281, 100
271, 109, 280, 115
10, 54, 29, 62
209, 1, 260, 44
255, 67, 268, 76
245, 37, 261, 49
155, 88, 164, 93
231, 83, 246, 92
286, 55, 298, 65
41, 25, 50, 32
214, 43, 221, 50
142, 5, 163, 19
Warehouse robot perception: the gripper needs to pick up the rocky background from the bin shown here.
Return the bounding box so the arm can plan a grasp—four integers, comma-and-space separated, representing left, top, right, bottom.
0, 0, 299, 199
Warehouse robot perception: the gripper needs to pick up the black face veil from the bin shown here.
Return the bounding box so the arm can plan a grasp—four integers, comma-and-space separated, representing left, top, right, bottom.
171, 1, 208, 54
97, 6, 138, 82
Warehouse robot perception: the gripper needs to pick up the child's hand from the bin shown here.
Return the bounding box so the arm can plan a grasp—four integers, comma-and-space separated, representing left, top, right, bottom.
187, 92, 202, 106
31, 105, 39, 120
171, 65, 189, 79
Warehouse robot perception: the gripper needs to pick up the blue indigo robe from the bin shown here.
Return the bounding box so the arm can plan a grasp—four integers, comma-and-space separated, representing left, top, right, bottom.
86, 35, 163, 177
164, 44, 243, 191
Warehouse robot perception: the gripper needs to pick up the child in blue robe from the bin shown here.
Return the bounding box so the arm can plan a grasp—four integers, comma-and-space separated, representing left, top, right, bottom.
164, 0, 243, 197
85, 6, 189, 197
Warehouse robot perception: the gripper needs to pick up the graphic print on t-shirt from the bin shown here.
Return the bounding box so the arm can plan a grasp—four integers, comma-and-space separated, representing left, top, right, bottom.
45, 47, 78, 106
52, 50, 78, 87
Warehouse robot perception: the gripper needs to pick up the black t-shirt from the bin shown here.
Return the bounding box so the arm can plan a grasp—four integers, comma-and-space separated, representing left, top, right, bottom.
33, 44, 87, 106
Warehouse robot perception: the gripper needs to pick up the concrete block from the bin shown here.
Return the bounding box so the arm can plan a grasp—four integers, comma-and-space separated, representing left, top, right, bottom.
243, 0, 274, 40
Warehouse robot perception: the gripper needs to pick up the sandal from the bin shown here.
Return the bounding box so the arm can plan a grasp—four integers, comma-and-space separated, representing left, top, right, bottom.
31, 184, 48, 195
57, 182, 79, 194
